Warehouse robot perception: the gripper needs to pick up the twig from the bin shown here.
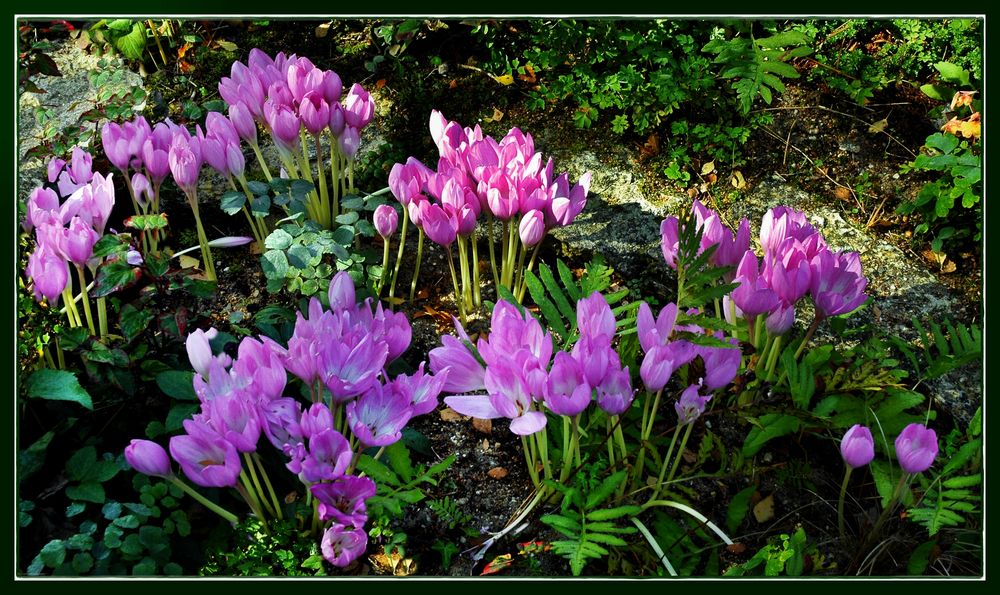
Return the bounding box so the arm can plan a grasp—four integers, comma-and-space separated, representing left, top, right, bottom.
752, 104, 917, 159
783, 119, 798, 167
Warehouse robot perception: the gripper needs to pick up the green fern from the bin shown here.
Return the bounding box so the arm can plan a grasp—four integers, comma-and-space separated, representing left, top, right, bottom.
672, 208, 738, 345
889, 317, 981, 381
702, 31, 812, 114
541, 470, 639, 576
518, 256, 638, 348
907, 407, 982, 536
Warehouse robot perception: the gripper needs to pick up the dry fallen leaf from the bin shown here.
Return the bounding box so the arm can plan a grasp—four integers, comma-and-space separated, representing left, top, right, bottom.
518, 64, 537, 83
834, 187, 852, 202
701, 160, 716, 175
726, 542, 747, 554
178, 255, 199, 270
449, 79, 458, 89
487, 467, 508, 480
484, 107, 504, 123
369, 548, 417, 576
868, 118, 888, 133
439, 407, 466, 422
493, 73, 515, 86
375, 79, 386, 90
315, 22, 332, 38
731, 170, 746, 189
480, 438, 490, 451
753, 494, 775, 523
472, 417, 492, 434
640, 133, 660, 158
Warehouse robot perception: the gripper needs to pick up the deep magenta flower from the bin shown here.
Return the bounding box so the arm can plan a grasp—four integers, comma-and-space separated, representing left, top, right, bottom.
347, 383, 414, 447
299, 90, 330, 135
168, 135, 202, 195
760, 206, 825, 255
640, 345, 677, 393
697, 337, 741, 391
124, 439, 173, 478
228, 102, 258, 144
64, 216, 99, 266
186, 327, 232, 381
577, 291, 616, 341
327, 270, 357, 312
338, 125, 361, 159
895, 424, 938, 474
169, 419, 242, 488
24, 186, 59, 232
259, 397, 303, 449
319, 333, 388, 402
675, 384, 711, 425
373, 204, 398, 238
232, 337, 288, 401
299, 402, 334, 440
343, 83, 375, 129
301, 428, 352, 483
731, 250, 780, 317
321, 523, 367, 568
312, 475, 376, 528
203, 391, 262, 453
419, 201, 457, 247
660, 216, 680, 269
840, 424, 875, 469
264, 100, 301, 154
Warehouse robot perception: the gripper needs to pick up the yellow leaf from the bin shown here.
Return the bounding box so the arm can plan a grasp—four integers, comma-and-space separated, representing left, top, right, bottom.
178, 255, 199, 269
315, 22, 332, 38
700, 161, 715, 175
215, 40, 238, 52
484, 107, 504, 123
493, 73, 514, 86
752, 494, 775, 523
868, 118, 888, 133
731, 170, 746, 189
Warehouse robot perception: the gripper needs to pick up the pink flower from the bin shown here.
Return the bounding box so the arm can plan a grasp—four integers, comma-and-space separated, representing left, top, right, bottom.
840, 424, 875, 469
895, 424, 938, 474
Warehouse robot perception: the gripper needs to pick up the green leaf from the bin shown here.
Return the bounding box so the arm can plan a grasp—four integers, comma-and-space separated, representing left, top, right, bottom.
66, 446, 98, 482
93, 261, 140, 297
742, 414, 802, 457
919, 84, 953, 101
331, 225, 355, 246
155, 371, 197, 401
756, 31, 811, 48
66, 502, 86, 518
72, 552, 94, 574
125, 213, 169, 231
586, 505, 641, 521
247, 180, 270, 196
251, 194, 271, 217
67, 532, 94, 551
870, 460, 895, 507
112, 21, 147, 61
925, 133, 960, 155
66, 482, 105, 504
264, 228, 293, 251
585, 469, 627, 509
119, 305, 154, 343
165, 403, 199, 432
385, 441, 415, 484
25, 369, 93, 410
287, 243, 314, 270
726, 485, 757, 533
524, 270, 568, 341
354, 455, 400, 487
220, 190, 246, 216
907, 541, 936, 575
261, 249, 290, 280
336, 211, 360, 225
103, 501, 123, 520
120, 533, 143, 556
40, 540, 67, 568
19, 430, 55, 482
934, 61, 971, 86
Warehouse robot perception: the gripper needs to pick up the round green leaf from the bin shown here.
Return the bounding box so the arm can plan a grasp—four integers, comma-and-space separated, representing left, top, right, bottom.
39, 540, 66, 568
155, 371, 197, 401
25, 369, 93, 410
261, 249, 290, 280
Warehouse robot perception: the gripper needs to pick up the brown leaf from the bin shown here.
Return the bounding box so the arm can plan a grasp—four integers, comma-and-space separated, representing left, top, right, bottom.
487, 467, 508, 480
640, 133, 660, 158
472, 417, 492, 434
449, 79, 457, 89
439, 407, 466, 422
726, 542, 747, 554
177, 41, 193, 59
375, 78, 386, 90
834, 187, 852, 201
753, 494, 775, 523
518, 64, 537, 83
705, 172, 718, 185
484, 107, 504, 123
868, 118, 888, 133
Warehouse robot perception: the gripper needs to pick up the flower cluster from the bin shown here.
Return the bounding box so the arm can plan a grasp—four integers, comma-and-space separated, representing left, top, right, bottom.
221, 49, 376, 229
125, 271, 447, 568
386, 110, 591, 317
430, 293, 632, 485
23, 147, 130, 339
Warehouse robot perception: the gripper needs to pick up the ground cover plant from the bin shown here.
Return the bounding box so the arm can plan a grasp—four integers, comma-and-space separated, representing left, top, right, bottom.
16, 16, 982, 578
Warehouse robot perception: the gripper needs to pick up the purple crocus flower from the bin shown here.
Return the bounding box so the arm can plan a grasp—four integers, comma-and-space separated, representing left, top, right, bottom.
391, 363, 449, 416
186, 327, 232, 380
576, 291, 616, 341
299, 402, 334, 440
895, 424, 938, 474
760, 206, 824, 255
168, 134, 202, 195
169, 419, 242, 488
343, 83, 375, 129
321, 523, 368, 568
203, 391, 262, 453
419, 201, 457, 247
373, 204, 398, 238
840, 424, 875, 469
698, 337, 741, 391
319, 333, 388, 402
640, 345, 677, 393
338, 125, 361, 159
675, 384, 711, 425
518, 209, 545, 247
301, 428, 353, 483
102, 122, 133, 172
232, 336, 288, 401
64, 216, 99, 266
545, 352, 592, 416
264, 100, 301, 154
24, 186, 60, 232
731, 250, 780, 317
765, 303, 796, 336
312, 475, 377, 528
595, 366, 635, 416
124, 439, 173, 478
428, 318, 486, 393
26, 244, 69, 305
346, 383, 414, 447
299, 90, 331, 135
228, 102, 258, 144
660, 216, 680, 269
259, 397, 303, 449
809, 249, 868, 318
327, 270, 357, 312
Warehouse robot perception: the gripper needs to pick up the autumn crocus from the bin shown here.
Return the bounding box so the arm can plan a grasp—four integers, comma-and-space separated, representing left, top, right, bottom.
321, 523, 368, 567
169, 419, 242, 488
312, 475, 376, 528
895, 423, 938, 474
125, 439, 173, 478
346, 383, 414, 448
373, 204, 398, 296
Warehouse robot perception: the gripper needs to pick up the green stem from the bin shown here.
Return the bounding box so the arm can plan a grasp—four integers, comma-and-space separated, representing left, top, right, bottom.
389, 208, 408, 302
409, 228, 425, 303
457, 236, 470, 310
238, 471, 269, 529
314, 134, 330, 229
521, 435, 539, 487
838, 466, 852, 545
253, 453, 283, 520
61, 288, 82, 328
794, 317, 822, 360
188, 191, 216, 282
649, 422, 683, 503
249, 141, 274, 182
499, 219, 510, 288
665, 423, 695, 486
866, 473, 910, 547
74, 266, 96, 336
377, 236, 391, 297
168, 476, 238, 524
536, 425, 552, 482
446, 246, 466, 324
53, 336, 65, 369
470, 228, 482, 308
560, 416, 573, 483
96, 296, 108, 339
516, 241, 543, 302
765, 335, 783, 380
243, 453, 276, 518
237, 175, 270, 241
485, 213, 501, 290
